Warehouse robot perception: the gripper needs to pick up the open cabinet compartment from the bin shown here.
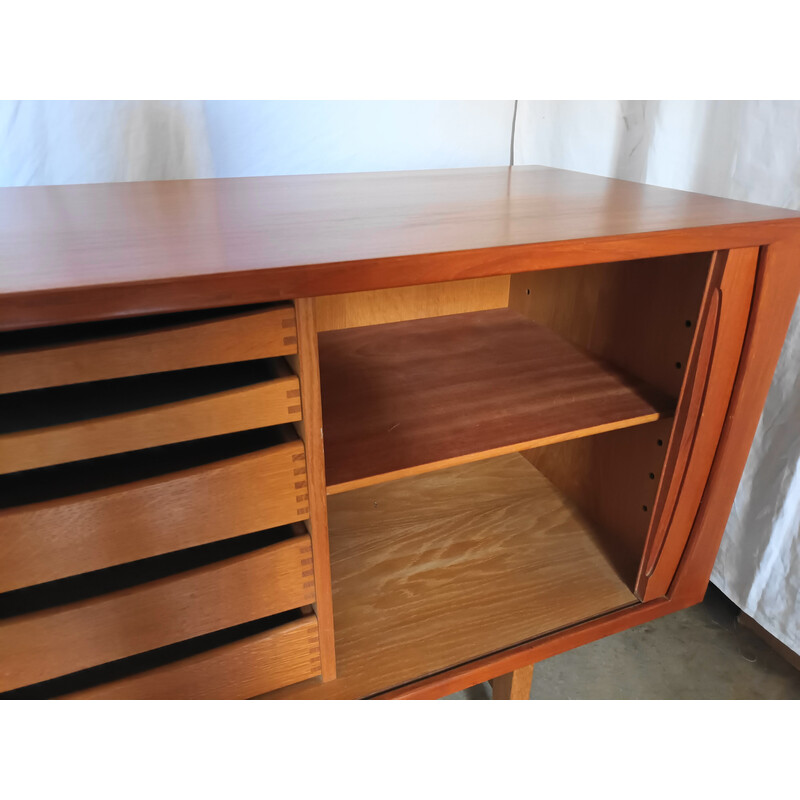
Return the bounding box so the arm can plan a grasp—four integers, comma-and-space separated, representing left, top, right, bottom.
276, 252, 714, 698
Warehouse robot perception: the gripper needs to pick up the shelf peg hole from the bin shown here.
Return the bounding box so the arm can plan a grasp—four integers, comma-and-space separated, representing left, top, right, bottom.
685, 320, 692, 328
657, 439, 663, 446
526, 288, 531, 295
642, 505, 649, 512
675, 361, 682, 369
649, 472, 655, 480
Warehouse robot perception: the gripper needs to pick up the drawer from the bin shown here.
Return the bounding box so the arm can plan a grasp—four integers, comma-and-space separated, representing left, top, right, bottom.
61, 616, 321, 699
0, 535, 316, 693
0, 303, 297, 394
0, 361, 302, 474
0, 434, 309, 592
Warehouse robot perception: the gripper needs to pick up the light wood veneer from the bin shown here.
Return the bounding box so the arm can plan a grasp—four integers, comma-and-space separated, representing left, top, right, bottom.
63, 616, 322, 700
0, 437, 308, 592
260, 454, 636, 700
0, 536, 315, 692
0, 365, 301, 474
0, 304, 297, 392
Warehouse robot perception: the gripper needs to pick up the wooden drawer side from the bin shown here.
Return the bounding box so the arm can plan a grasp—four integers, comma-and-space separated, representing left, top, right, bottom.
0, 373, 302, 474
0, 439, 309, 592
0, 304, 297, 394
61, 616, 322, 700
0, 536, 316, 693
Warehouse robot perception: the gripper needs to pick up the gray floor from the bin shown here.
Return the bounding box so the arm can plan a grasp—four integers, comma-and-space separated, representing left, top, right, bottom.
444, 586, 800, 699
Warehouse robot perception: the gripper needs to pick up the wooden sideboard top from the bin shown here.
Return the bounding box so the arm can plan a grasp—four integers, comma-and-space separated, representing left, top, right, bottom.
2, 166, 799, 330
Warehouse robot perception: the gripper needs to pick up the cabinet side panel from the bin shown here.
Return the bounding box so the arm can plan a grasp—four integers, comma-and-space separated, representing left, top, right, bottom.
508, 253, 711, 398
513, 252, 713, 590
289, 298, 337, 679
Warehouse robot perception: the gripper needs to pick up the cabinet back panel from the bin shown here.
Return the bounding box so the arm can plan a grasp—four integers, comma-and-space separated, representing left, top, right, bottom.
314, 276, 509, 332
508, 253, 712, 399
523, 419, 674, 589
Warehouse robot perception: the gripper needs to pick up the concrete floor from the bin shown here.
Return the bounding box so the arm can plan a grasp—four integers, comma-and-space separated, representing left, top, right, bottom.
444, 586, 800, 699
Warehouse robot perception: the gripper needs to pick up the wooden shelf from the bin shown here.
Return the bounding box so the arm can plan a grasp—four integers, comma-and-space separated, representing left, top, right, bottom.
259, 454, 637, 699
319, 308, 671, 493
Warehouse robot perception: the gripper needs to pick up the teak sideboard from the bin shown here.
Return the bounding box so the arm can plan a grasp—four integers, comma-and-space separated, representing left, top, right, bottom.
1, 166, 799, 700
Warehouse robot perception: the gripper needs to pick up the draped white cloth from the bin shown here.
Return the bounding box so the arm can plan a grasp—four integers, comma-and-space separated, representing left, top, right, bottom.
1, 100, 797, 654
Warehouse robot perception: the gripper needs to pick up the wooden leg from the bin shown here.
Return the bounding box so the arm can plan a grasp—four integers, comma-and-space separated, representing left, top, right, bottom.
490, 664, 534, 700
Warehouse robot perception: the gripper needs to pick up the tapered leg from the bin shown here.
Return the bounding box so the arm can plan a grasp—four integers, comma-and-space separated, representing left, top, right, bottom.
490, 664, 534, 700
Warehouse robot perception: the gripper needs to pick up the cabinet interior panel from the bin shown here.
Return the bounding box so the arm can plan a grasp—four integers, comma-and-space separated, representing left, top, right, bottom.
523, 418, 676, 588
259, 453, 636, 700
508, 253, 712, 399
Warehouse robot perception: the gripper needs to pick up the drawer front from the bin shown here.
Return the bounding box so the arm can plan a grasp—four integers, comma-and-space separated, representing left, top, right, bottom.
0, 536, 316, 692
0, 304, 297, 393
0, 439, 309, 592
62, 616, 321, 699
0, 373, 302, 474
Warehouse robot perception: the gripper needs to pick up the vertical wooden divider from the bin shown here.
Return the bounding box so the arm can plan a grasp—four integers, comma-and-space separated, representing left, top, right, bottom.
288, 298, 336, 680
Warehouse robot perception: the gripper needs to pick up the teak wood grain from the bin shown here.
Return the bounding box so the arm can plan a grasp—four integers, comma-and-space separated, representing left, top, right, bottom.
0, 536, 315, 692
362, 240, 799, 700
288, 298, 337, 680
1, 167, 798, 702
0, 439, 308, 592
62, 616, 321, 700
2, 167, 799, 331
0, 373, 301, 474
0, 304, 297, 393
373, 246, 800, 701
259, 455, 635, 700
319, 308, 670, 493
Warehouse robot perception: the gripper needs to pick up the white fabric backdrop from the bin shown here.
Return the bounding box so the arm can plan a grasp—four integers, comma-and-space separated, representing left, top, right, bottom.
0, 100, 514, 184
1, 99, 797, 654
